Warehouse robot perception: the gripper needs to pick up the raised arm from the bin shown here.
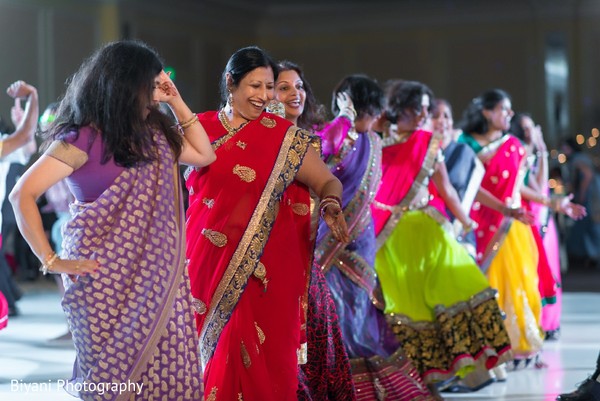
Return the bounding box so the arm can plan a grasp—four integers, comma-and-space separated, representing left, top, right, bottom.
295, 146, 350, 243
1, 81, 38, 158
154, 71, 216, 167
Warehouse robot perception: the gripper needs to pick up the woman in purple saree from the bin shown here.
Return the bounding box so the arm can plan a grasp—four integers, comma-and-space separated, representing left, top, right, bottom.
10, 41, 215, 400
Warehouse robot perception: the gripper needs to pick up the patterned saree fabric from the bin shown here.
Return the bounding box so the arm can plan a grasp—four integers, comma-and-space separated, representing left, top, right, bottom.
58, 130, 201, 400
186, 111, 314, 401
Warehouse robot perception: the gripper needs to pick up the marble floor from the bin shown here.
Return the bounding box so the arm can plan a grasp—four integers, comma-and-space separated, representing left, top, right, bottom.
1, 282, 599, 401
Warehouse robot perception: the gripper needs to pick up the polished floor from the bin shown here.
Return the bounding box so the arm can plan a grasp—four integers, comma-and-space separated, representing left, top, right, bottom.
1, 281, 599, 401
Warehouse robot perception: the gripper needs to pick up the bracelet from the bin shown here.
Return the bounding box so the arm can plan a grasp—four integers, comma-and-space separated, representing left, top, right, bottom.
319, 196, 342, 218
173, 114, 199, 135
535, 150, 549, 158
40, 251, 59, 275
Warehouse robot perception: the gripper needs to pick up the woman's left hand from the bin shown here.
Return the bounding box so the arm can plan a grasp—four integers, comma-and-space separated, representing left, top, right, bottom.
323, 204, 350, 243
155, 70, 180, 103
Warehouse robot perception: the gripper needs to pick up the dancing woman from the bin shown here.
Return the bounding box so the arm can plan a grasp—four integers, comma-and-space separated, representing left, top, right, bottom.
10, 40, 214, 400
373, 80, 512, 387
185, 47, 349, 401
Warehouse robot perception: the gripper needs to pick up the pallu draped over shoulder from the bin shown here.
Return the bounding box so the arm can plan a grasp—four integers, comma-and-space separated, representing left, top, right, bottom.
314, 122, 434, 401
186, 111, 314, 401
373, 130, 512, 384
55, 129, 201, 401
460, 133, 544, 359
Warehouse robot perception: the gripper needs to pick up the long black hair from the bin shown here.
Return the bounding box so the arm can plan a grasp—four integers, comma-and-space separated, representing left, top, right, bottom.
219, 46, 279, 108
510, 112, 532, 142
459, 88, 511, 135
331, 74, 383, 121
277, 60, 326, 131
45, 40, 182, 167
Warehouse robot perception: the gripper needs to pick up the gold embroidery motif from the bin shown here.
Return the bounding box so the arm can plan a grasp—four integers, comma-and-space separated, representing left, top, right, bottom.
297, 342, 308, 364
191, 298, 207, 315
255, 321, 265, 344
206, 387, 217, 401
241, 341, 251, 368
233, 164, 257, 183
203, 198, 215, 208
260, 117, 276, 128
236, 140, 247, 149
254, 262, 269, 291
490, 176, 499, 184
202, 229, 228, 247
291, 203, 310, 216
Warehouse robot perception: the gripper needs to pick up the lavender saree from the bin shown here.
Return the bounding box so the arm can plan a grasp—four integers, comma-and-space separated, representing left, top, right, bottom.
50, 129, 201, 401
315, 129, 434, 401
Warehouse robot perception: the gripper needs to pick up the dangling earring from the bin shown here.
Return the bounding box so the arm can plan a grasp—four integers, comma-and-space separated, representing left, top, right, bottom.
227, 90, 233, 107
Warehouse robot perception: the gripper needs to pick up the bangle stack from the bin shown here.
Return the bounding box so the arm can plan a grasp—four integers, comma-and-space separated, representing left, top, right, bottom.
174, 114, 199, 135
319, 195, 342, 218
40, 251, 59, 275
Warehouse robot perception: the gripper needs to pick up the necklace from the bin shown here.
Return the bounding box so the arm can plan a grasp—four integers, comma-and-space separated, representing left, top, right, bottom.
213, 109, 249, 150
218, 108, 247, 135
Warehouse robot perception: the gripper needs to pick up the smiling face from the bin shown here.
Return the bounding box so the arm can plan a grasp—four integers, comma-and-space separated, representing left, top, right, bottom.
519, 115, 535, 144
229, 66, 275, 121
484, 97, 513, 132
275, 69, 306, 125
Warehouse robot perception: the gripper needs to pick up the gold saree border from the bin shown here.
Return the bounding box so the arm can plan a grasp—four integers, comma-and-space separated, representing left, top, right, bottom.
199, 126, 313, 367
375, 133, 442, 250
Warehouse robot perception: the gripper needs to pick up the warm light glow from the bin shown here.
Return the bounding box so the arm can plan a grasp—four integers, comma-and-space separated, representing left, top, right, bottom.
592, 128, 600, 138
558, 153, 567, 164
550, 149, 559, 159
576, 134, 585, 145
548, 179, 557, 189
589, 137, 597, 147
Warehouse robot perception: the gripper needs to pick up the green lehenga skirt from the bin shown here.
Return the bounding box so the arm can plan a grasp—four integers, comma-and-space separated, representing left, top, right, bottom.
375, 209, 513, 383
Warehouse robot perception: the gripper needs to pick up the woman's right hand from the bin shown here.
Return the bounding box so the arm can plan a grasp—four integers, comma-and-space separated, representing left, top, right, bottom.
323, 204, 350, 243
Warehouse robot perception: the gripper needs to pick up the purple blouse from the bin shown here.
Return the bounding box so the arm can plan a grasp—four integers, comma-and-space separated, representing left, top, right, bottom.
60, 126, 126, 202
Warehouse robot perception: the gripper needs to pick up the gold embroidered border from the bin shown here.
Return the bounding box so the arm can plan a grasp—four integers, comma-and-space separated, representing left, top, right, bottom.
479, 217, 512, 273
199, 126, 312, 367
46, 140, 89, 170
375, 133, 442, 251
477, 134, 510, 164
420, 205, 454, 235
317, 132, 382, 269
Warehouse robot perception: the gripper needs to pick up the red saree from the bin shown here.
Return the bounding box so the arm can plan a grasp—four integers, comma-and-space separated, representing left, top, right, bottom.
186, 111, 314, 401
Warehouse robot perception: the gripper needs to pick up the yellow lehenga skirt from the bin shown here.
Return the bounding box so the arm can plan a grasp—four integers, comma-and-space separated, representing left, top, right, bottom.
486, 219, 543, 359
375, 209, 512, 384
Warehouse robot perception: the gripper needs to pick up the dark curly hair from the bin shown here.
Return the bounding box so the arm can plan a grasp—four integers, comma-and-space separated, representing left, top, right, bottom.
45, 40, 182, 167
331, 74, 383, 121
459, 88, 511, 135
383, 80, 434, 124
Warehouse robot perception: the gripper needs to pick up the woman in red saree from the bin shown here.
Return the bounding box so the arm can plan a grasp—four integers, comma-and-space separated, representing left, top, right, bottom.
373, 81, 512, 391
458, 89, 585, 366
185, 47, 349, 401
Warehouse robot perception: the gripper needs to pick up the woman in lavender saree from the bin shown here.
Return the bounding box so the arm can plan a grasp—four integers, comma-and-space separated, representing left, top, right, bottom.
10, 40, 215, 400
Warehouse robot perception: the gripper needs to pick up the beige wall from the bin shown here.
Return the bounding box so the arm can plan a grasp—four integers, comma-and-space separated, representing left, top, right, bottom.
1, 0, 600, 150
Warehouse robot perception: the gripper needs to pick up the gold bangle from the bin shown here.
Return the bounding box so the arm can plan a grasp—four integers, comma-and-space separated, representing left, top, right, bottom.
182, 118, 199, 130
179, 114, 199, 128
40, 252, 59, 275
